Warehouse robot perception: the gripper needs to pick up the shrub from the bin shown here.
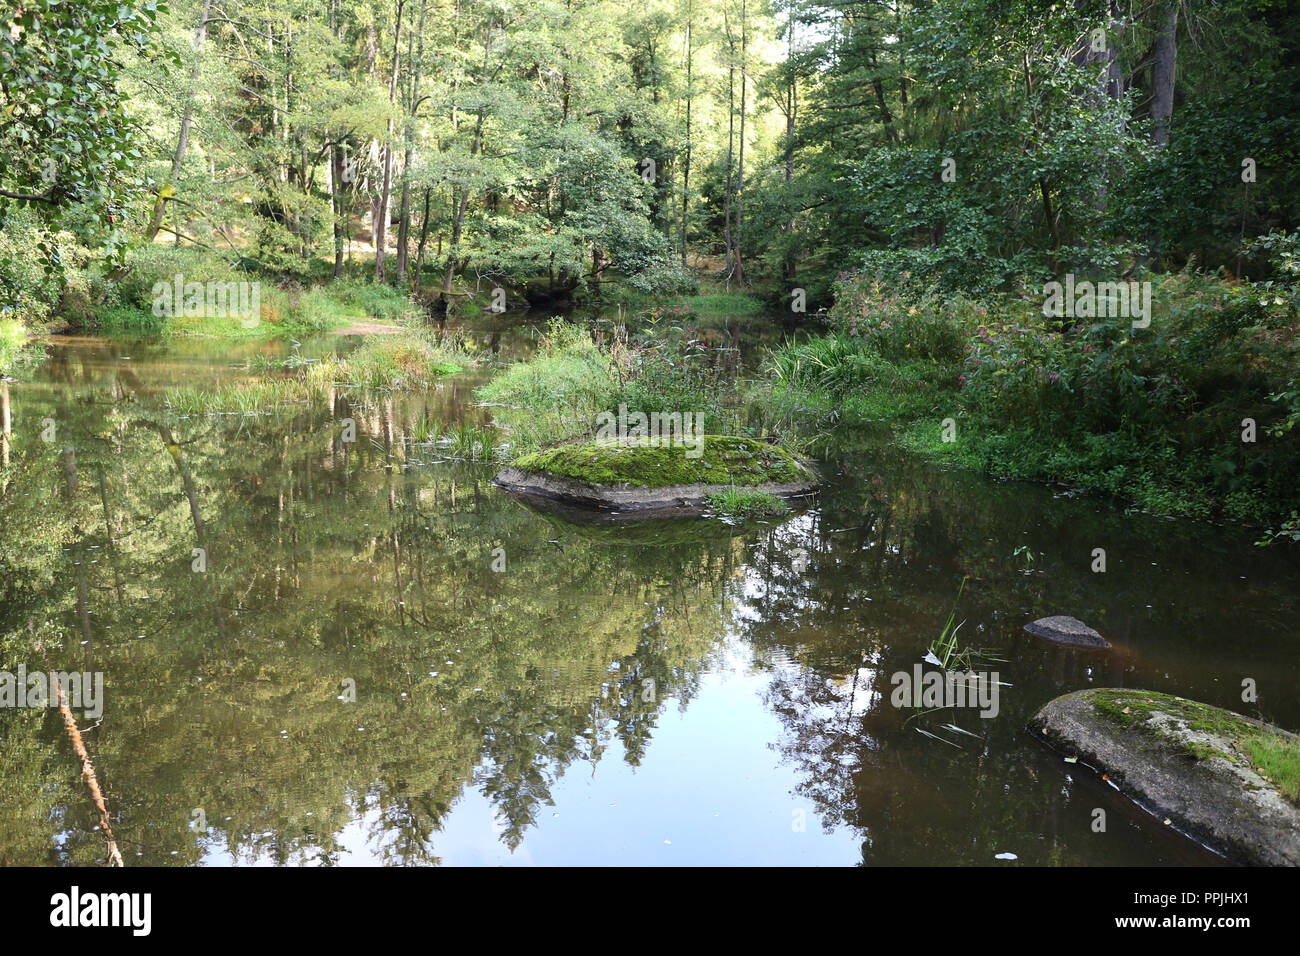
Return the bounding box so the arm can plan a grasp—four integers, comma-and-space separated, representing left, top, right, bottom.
828, 273, 974, 366
622, 320, 738, 434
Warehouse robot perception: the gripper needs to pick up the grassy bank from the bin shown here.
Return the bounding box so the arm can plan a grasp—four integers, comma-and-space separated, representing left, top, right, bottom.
477, 317, 754, 454
22, 241, 426, 341
163, 332, 468, 415
602, 274, 767, 325
92, 274, 419, 340
766, 242, 1300, 526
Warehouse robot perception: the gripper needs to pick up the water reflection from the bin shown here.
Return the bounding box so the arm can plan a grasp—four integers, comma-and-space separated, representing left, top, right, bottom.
1, 333, 1296, 865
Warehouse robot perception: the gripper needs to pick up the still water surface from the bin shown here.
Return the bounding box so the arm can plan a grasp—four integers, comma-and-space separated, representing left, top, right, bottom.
1, 318, 1296, 865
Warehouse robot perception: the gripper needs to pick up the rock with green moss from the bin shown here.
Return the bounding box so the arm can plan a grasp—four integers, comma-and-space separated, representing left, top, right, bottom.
1031, 688, 1300, 865
494, 435, 818, 514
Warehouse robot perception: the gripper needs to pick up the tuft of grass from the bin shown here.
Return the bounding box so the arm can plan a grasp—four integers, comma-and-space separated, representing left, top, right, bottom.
706, 486, 789, 519
1243, 735, 1300, 804
309, 333, 466, 390
476, 318, 620, 451
411, 418, 499, 461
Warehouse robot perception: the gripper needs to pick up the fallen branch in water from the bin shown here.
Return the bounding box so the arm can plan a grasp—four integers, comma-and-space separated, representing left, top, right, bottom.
49, 670, 125, 867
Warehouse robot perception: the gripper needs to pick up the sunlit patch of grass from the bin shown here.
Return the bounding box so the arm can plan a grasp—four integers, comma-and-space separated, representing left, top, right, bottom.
102, 274, 422, 341
308, 333, 467, 390
1242, 735, 1300, 804
0, 317, 29, 370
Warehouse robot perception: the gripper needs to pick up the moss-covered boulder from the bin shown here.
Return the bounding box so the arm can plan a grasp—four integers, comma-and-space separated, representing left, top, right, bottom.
1031, 688, 1300, 865
493, 435, 818, 515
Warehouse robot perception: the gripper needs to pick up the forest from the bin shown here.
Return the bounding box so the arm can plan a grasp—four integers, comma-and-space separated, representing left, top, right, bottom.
0, 0, 1298, 873
3, 0, 1299, 522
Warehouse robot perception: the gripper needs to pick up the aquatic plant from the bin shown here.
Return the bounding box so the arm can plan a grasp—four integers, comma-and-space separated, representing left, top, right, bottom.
705, 486, 790, 520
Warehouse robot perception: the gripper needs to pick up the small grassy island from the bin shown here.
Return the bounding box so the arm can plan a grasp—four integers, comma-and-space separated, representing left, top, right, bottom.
495, 436, 818, 516
513, 435, 809, 488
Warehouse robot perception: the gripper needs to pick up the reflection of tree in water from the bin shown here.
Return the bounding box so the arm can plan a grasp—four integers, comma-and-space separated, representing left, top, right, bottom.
731, 448, 1300, 865
2, 348, 1296, 865
0, 344, 740, 864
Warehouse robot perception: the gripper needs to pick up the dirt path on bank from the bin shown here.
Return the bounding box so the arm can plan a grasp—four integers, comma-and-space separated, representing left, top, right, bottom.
333, 320, 406, 335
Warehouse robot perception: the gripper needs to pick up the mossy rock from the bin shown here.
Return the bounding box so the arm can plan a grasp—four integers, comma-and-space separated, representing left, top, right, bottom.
1030, 688, 1300, 865
494, 435, 818, 515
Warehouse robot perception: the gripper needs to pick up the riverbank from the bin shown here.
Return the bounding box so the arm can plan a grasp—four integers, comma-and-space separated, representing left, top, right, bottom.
765, 261, 1300, 532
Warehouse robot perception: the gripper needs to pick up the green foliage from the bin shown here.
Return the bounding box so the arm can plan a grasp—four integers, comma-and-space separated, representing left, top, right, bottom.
513, 435, 809, 489
768, 258, 1300, 523
0, 0, 170, 297
0, 208, 65, 327
476, 319, 621, 451
622, 320, 738, 435
705, 486, 789, 519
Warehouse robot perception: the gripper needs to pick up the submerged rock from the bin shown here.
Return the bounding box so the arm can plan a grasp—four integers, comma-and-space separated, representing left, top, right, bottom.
1030, 688, 1300, 866
1025, 615, 1110, 648
493, 435, 819, 516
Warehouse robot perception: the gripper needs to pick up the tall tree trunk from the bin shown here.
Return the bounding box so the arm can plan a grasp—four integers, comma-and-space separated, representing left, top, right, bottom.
414, 186, 432, 296
0, 379, 10, 484
376, 0, 407, 281
144, 0, 212, 243
396, 0, 428, 283
1151, 3, 1179, 145
681, 2, 692, 270
1106, 0, 1124, 100
734, 0, 747, 285
442, 19, 493, 300
870, 52, 898, 144
723, 10, 735, 278
332, 144, 347, 277
783, 7, 797, 280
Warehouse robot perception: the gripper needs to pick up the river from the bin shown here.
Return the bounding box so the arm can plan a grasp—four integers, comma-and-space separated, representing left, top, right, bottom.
1, 314, 1296, 865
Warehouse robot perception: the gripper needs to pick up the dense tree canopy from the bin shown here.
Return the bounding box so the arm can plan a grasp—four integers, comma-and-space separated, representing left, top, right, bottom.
2, 0, 1293, 321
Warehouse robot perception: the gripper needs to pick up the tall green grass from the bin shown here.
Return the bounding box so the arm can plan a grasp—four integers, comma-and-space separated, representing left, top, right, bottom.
476, 319, 619, 451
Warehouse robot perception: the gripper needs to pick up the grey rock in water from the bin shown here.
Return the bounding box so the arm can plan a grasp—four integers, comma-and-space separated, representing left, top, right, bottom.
1030, 688, 1300, 866
1025, 615, 1111, 648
